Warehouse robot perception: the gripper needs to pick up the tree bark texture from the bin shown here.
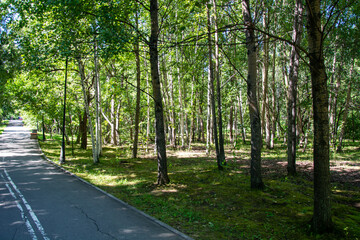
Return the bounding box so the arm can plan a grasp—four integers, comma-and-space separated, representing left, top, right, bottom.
242, 0, 264, 189
150, 0, 170, 185
306, 0, 332, 233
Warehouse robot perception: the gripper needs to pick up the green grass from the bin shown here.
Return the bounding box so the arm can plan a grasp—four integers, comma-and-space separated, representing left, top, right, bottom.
0, 120, 9, 134
39, 134, 360, 240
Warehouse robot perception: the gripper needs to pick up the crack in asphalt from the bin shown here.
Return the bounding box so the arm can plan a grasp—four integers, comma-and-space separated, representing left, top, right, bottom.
73, 205, 118, 240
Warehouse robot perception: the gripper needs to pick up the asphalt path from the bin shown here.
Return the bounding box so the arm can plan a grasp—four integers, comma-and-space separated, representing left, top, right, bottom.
0, 120, 191, 240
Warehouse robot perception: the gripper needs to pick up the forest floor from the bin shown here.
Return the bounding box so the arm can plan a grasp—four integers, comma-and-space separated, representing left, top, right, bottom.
38, 135, 360, 240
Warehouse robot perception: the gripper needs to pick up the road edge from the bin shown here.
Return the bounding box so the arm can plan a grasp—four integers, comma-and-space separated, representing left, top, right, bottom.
35, 140, 194, 240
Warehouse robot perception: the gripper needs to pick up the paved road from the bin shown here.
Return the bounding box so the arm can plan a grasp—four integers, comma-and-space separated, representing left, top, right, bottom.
0, 120, 191, 240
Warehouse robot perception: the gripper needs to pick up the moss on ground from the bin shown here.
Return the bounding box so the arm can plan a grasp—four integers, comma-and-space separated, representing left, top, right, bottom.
39, 135, 360, 240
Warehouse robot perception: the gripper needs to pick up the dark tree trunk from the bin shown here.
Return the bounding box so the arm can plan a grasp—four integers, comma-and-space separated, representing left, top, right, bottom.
80, 110, 88, 150
206, 3, 222, 170
42, 115, 46, 141
149, 0, 170, 185
242, 0, 264, 190
132, 13, 141, 159
306, 0, 332, 233
287, 0, 303, 176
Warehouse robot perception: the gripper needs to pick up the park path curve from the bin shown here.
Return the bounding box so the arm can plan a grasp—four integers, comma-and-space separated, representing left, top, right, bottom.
0, 120, 192, 240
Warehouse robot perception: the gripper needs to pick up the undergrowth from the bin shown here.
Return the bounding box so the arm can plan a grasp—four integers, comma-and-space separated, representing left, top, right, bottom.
0, 120, 9, 134
39, 134, 360, 240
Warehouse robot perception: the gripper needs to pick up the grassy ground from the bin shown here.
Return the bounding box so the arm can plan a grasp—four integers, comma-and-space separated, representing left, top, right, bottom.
0, 120, 9, 134
38, 134, 360, 240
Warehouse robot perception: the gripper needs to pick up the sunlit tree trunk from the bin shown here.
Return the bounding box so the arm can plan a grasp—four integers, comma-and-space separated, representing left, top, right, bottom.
78, 57, 97, 164
242, 0, 264, 189
306, 0, 332, 233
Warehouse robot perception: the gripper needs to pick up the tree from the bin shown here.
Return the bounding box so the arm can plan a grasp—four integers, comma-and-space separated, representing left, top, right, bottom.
149, 0, 170, 185
132, 10, 141, 159
305, 0, 332, 233
241, 0, 264, 190
287, 0, 303, 176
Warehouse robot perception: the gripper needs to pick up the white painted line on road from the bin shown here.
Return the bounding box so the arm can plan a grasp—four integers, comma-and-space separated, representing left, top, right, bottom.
4, 169, 49, 240
5, 183, 38, 240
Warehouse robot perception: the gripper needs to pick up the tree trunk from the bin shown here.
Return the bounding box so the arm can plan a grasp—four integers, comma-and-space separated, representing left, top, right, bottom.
306, 0, 332, 233
229, 105, 233, 144
212, 0, 226, 166
149, 0, 170, 185
78, 57, 98, 164
132, 16, 141, 158
270, 41, 277, 148
188, 80, 195, 150
287, 0, 303, 176
206, 3, 222, 169
94, 34, 101, 163
145, 48, 151, 152
42, 115, 46, 141
80, 109, 88, 149
238, 89, 246, 144
176, 47, 185, 149
242, 0, 264, 189
261, 7, 271, 149
337, 62, 354, 152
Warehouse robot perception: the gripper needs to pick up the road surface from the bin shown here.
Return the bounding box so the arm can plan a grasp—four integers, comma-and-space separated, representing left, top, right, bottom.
0, 120, 191, 240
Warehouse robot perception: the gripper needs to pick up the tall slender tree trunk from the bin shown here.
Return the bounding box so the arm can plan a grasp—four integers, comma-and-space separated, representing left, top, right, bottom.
212, 0, 226, 166
306, 0, 332, 233
78, 57, 98, 164
164, 53, 176, 147
242, 0, 264, 189
328, 41, 337, 147
337, 62, 354, 152
177, 47, 185, 149
145, 48, 151, 152
94, 34, 101, 162
238, 88, 246, 144
133, 14, 141, 158
270, 42, 277, 148
261, 7, 271, 149
110, 98, 117, 145
206, 3, 222, 170
188, 79, 195, 150
229, 105, 233, 144
149, 0, 170, 185
287, 0, 303, 175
